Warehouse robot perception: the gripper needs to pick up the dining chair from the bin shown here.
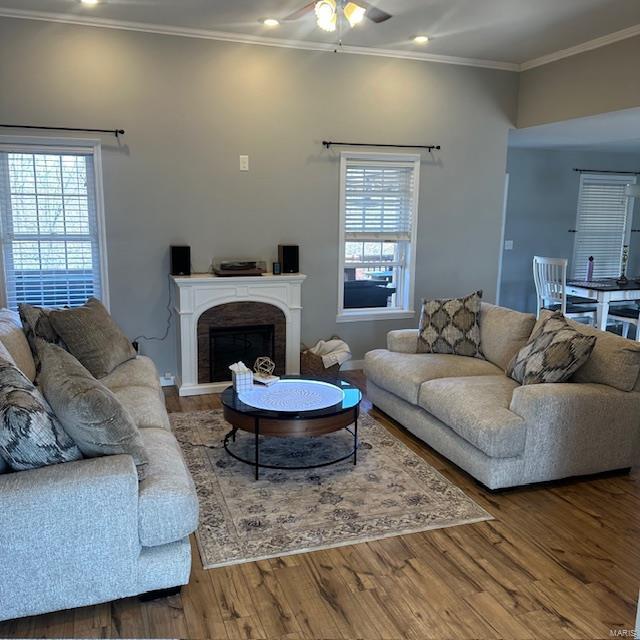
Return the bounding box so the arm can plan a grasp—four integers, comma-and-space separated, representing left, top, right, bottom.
607, 305, 640, 341
532, 256, 597, 324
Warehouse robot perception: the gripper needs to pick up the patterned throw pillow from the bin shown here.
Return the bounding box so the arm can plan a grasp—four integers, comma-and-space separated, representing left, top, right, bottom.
0, 359, 82, 470
507, 313, 596, 385
417, 291, 484, 358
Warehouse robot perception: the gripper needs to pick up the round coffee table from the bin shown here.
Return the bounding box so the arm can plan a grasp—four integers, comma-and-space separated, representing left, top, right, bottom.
220, 377, 362, 480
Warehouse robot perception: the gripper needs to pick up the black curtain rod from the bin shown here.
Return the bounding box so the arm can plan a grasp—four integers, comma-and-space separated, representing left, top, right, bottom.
0, 124, 125, 138
323, 141, 441, 152
574, 168, 640, 175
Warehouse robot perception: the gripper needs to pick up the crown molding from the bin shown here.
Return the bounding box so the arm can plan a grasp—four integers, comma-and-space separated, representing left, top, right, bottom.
0, 7, 519, 71
3, 6, 638, 73
521, 22, 640, 71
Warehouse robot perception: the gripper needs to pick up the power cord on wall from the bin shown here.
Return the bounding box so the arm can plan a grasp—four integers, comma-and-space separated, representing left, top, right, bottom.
133, 273, 173, 345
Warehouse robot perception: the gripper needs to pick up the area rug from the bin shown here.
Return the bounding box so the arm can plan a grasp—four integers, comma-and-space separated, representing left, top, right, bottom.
171, 409, 492, 569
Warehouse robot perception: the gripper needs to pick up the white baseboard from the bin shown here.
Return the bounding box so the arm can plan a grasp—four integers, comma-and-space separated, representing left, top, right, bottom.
179, 381, 230, 396
340, 359, 365, 371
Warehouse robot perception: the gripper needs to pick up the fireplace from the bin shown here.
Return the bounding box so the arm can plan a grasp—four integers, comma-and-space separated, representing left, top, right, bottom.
209, 324, 275, 382
197, 301, 286, 384
172, 273, 305, 396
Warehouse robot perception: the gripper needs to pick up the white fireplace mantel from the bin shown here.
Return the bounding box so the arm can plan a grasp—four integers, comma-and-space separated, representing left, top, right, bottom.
171, 273, 306, 396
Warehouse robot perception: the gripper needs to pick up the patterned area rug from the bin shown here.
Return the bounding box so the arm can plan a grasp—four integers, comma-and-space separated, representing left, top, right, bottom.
171, 409, 492, 569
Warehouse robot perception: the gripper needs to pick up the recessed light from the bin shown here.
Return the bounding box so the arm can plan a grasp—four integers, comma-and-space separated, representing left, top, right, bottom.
262, 18, 280, 27
80, 0, 100, 5
413, 35, 429, 44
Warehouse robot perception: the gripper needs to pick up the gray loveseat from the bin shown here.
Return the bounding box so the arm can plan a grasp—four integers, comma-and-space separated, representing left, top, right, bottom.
0, 310, 198, 622
365, 303, 640, 490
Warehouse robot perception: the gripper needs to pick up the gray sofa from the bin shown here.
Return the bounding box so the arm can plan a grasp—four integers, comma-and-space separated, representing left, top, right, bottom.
0, 310, 198, 622
365, 303, 640, 490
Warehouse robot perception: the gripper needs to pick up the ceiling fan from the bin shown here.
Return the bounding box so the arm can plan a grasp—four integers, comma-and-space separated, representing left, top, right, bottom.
284, 0, 392, 32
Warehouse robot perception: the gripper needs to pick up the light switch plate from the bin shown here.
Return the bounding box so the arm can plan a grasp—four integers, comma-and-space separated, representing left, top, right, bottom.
504, 240, 514, 251
239, 155, 249, 171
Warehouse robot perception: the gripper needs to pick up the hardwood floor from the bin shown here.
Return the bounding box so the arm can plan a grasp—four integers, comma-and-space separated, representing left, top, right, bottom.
1, 371, 638, 639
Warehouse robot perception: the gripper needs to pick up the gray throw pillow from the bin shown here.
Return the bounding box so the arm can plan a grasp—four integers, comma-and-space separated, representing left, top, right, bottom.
38, 343, 148, 478
18, 303, 67, 375
48, 298, 136, 379
417, 291, 484, 358
0, 359, 82, 471
507, 313, 596, 385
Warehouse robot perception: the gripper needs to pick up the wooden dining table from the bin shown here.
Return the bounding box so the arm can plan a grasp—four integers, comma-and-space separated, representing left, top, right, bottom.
566, 278, 640, 330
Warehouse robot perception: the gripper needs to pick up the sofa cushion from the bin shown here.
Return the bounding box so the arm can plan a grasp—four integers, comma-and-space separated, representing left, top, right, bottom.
419, 375, 525, 458
112, 386, 171, 431
0, 339, 15, 366
100, 356, 162, 396
365, 349, 503, 405
480, 303, 536, 371
0, 309, 36, 382
507, 313, 596, 386
417, 291, 483, 358
138, 427, 198, 547
0, 343, 13, 474
0, 359, 82, 470
38, 343, 149, 478
48, 298, 137, 378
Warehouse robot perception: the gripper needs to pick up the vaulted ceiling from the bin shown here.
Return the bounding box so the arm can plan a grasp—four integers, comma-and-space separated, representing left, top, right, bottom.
1, 0, 640, 68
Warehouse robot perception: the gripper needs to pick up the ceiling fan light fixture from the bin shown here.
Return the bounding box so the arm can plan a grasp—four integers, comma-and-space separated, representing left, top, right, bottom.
315, 0, 337, 31
344, 2, 366, 27
317, 14, 337, 31
315, 0, 336, 22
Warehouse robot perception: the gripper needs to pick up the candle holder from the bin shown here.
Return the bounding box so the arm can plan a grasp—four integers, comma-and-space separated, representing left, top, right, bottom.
617, 245, 630, 286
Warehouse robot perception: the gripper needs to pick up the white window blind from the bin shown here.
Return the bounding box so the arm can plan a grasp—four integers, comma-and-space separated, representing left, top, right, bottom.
572, 173, 636, 279
344, 161, 416, 241
338, 154, 420, 320
0, 149, 104, 309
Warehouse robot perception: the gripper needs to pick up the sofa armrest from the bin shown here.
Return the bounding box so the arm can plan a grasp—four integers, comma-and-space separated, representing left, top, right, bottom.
0, 455, 140, 621
387, 329, 419, 354
510, 383, 640, 476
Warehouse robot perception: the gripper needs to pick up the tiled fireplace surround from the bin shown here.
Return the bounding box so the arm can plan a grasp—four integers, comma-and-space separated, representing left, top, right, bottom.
171, 273, 306, 396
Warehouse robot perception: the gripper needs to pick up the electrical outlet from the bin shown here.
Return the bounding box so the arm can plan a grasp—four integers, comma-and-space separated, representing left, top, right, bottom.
160, 373, 175, 387
239, 155, 249, 171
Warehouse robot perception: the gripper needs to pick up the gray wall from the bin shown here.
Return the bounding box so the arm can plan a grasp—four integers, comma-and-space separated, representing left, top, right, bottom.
0, 17, 518, 375
518, 35, 640, 128
499, 147, 640, 313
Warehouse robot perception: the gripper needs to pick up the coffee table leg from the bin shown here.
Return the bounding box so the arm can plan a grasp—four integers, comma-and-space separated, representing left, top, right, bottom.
353, 406, 359, 465
255, 417, 260, 480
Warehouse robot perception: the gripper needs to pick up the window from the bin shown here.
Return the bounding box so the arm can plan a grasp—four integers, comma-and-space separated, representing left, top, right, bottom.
572, 173, 637, 279
0, 139, 108, 310
338, 153, 420, 322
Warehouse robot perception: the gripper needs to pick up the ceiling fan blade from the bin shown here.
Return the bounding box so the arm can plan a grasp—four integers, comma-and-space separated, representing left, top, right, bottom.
283, 1, 317, 21
360, 1, 392, 23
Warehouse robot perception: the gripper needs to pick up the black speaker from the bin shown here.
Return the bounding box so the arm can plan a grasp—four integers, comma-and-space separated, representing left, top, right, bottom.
170, 245, 191, 276
278, 245, 299, 274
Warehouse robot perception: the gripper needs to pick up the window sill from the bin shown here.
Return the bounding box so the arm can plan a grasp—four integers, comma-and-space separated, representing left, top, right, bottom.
336, 309, 416, 323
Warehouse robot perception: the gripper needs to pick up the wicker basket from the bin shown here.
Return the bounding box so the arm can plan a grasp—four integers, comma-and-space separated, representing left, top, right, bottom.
300, 336, 343, 381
